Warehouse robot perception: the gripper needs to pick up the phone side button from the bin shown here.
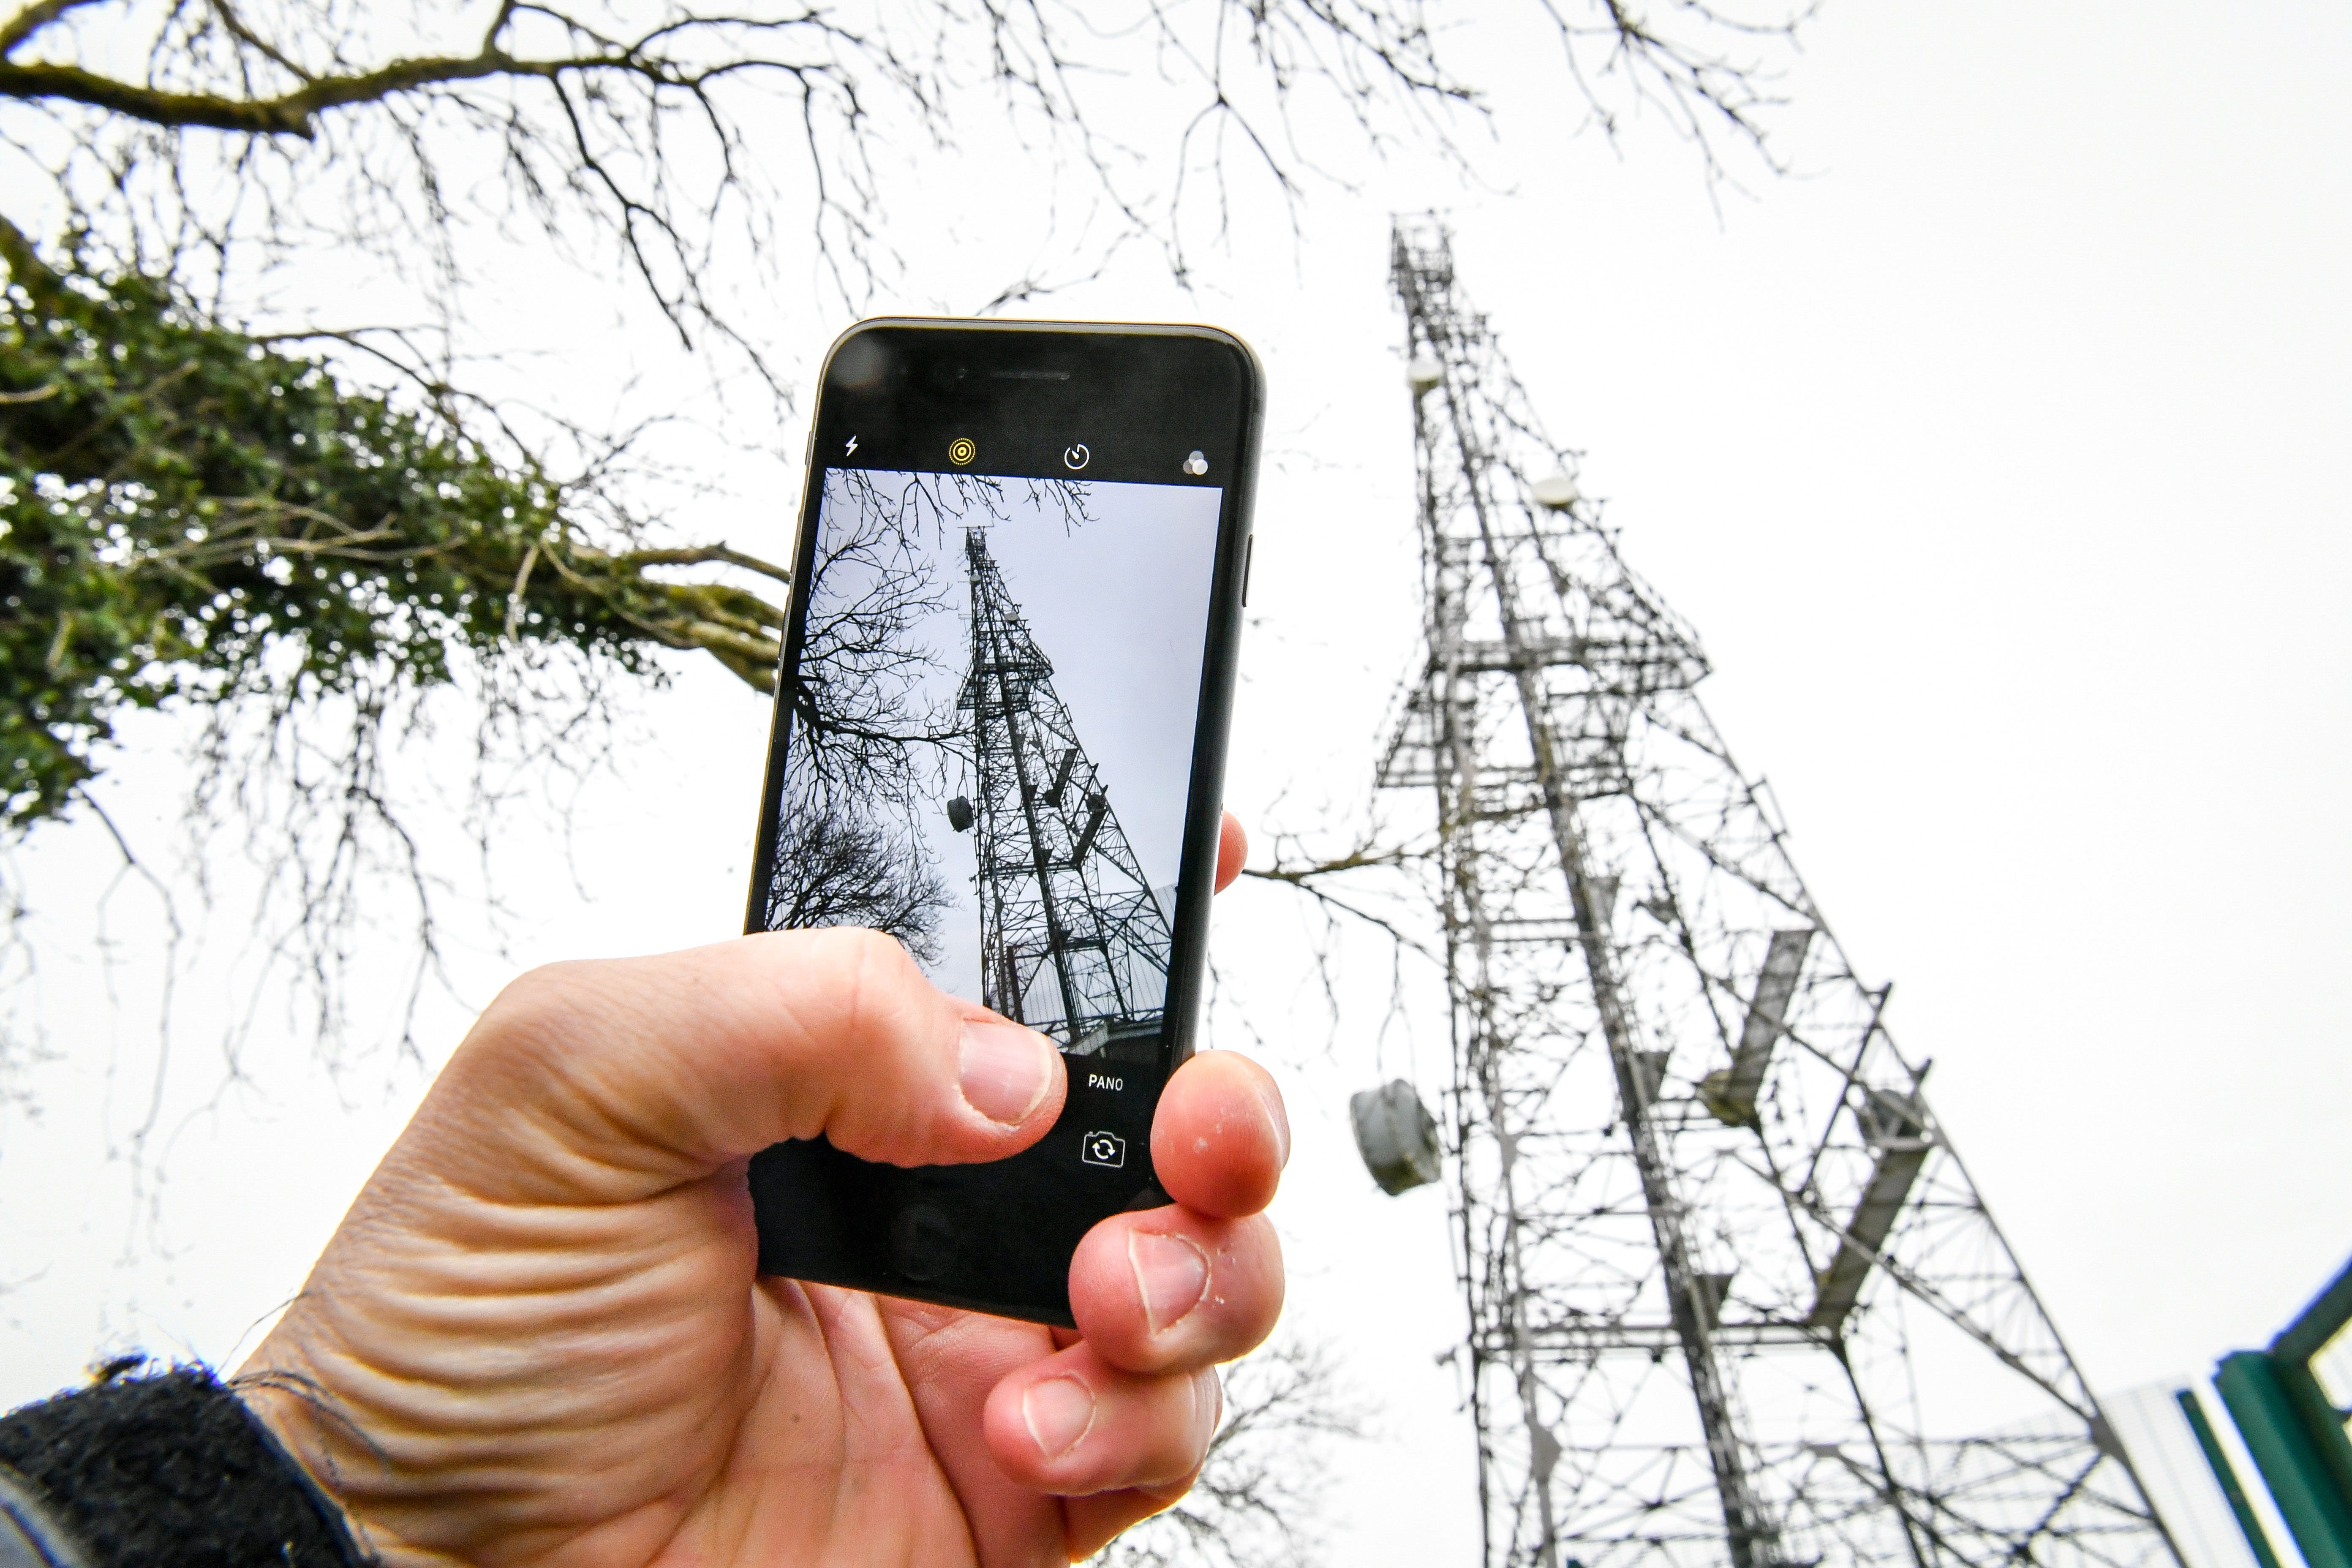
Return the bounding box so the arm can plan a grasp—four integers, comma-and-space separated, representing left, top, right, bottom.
1241, 534, 1255, 606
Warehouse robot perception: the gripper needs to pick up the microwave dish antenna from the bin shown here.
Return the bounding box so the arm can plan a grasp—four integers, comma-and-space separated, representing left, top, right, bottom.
1530, 472, 1581, 511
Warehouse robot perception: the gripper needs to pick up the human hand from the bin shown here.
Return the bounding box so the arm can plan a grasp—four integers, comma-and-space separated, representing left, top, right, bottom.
242, 813, 1282, 1568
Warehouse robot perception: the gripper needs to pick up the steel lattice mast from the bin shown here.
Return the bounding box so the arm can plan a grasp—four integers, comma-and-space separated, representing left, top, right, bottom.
957, 527, 1172, 1058
1383, 218, 2177, 1568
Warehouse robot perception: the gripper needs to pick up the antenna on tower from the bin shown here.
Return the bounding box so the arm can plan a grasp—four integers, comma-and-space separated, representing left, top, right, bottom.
1381, 214, 2179, 1568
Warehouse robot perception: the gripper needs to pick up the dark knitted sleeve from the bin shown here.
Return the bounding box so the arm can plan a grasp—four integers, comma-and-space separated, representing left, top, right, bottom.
0, 1364, 366, 1568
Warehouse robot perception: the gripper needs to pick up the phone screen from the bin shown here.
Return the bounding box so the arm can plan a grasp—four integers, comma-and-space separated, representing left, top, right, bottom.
743, 322, 1258, 1323
760, 466, 1222, 1062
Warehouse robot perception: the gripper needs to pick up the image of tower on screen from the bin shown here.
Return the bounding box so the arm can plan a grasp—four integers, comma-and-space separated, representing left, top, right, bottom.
760, 467, 1220, 1062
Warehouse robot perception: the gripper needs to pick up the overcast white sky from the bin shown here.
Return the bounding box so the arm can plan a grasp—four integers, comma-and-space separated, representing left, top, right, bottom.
5, 4, 2351, 1565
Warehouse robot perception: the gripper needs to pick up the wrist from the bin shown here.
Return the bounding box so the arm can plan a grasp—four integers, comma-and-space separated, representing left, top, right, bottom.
241, 1326, 461, 1568
238, 1328, 449, 1568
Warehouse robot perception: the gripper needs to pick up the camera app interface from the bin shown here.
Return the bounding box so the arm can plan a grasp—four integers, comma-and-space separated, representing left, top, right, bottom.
760, 467, 1223, 1071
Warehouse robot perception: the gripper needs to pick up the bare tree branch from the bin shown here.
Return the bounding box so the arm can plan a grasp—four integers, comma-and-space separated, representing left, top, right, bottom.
1243, 834, 1440, 966
0, 0, 96, 58
1100, 1337, 1371, 1568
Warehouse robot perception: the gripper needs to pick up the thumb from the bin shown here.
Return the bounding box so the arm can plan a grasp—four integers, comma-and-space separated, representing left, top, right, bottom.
413, 928, 1066, 1203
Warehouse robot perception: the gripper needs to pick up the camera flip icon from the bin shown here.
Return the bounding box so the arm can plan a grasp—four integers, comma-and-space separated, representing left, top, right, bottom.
1080, 1130, 1127, 1169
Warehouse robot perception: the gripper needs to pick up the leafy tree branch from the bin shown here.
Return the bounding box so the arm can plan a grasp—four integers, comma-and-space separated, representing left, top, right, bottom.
1, 214, 787, 832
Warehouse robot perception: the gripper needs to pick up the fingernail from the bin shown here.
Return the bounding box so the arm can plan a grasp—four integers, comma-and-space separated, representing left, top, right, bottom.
1022, 1375, 1097, 1460
1258, 1078, 1292, 1168
1130, 1230, 1211, 1333
959, 1019, 1056, 1125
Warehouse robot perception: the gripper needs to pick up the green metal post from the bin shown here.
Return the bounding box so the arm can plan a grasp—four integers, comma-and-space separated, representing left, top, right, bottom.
2273, 1258, 2352, 1511
2218, 1350, 2352, 1568
2179, 1387, 2285, 1568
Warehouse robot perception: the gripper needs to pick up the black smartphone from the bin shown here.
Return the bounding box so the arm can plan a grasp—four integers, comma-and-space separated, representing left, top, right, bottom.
742, 318, 1264, 1326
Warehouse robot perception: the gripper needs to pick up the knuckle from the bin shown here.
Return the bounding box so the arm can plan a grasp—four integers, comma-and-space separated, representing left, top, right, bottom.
468, 961, 592, 1059
485, 961, 568, 1023
787, 928, 947, 1150
824, 927, 916, 1036
1195, 1366, 1224, 1443
834, 923, 912, 970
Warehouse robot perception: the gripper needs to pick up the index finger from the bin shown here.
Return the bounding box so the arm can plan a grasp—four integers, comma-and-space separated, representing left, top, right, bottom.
1215, 811, 1247, 892
1149, 1050, 1288, 1220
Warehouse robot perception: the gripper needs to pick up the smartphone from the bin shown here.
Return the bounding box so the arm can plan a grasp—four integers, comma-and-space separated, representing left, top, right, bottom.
742, 319, 1263, 1326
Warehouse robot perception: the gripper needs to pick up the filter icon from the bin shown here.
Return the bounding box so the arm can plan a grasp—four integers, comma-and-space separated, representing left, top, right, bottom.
1182, 450, 1208, 476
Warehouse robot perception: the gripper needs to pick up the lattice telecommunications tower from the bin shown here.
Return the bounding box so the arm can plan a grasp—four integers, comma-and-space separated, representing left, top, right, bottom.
1382, 218, 2175, 1568
956, 527, 1172, 1060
